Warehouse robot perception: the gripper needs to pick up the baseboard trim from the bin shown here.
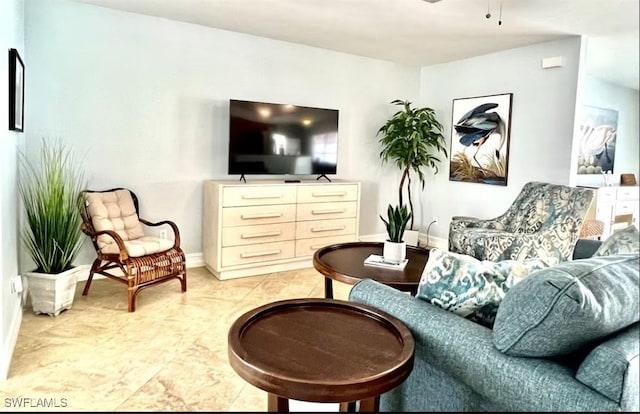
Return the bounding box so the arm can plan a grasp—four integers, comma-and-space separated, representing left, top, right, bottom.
186, 252, 204, 268
359, 232, 447, 250
419, 233, 447, 250
0, 304, 23, 381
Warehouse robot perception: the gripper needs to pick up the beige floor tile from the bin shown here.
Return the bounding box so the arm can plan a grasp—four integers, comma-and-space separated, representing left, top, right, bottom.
2, 266, 368, 412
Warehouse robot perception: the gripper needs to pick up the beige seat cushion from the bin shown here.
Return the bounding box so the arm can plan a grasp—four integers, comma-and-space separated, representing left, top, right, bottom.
85, 189, 172, 257
100, 236, 174, 257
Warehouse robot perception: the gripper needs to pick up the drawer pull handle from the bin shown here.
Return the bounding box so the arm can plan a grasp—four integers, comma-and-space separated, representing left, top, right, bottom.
311, 225, 346, 233
241, 231, 282, 239
241, 212, 283, 220
241, 194, 282, 200
311, 208, 345, 215
311, 192, 347, 197
241, 249, 281, 258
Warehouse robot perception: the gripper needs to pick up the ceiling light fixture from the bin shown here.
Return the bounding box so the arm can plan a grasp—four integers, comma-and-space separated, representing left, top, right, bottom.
485, 0, 504, 26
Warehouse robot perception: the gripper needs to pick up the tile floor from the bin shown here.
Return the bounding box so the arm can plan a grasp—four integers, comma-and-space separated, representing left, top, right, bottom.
1, 266, 353, 411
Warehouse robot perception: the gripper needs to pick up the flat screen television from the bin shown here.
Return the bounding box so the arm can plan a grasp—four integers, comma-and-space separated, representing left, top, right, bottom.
228, 99, 339, 177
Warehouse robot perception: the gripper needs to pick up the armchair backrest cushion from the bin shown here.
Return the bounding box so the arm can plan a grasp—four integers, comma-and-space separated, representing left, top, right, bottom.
504, 182, 594, 234
85, 189, 145, 250
503, 181, 547, 233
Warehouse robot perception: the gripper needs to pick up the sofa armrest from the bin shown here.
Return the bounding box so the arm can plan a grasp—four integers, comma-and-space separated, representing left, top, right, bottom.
349, 279, 620, 411
573, 238, 602, 259
576, 323, 639, 411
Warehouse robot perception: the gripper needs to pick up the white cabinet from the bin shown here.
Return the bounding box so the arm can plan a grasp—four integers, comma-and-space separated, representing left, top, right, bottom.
203, 180, 360, 280
593, 186, 639, 238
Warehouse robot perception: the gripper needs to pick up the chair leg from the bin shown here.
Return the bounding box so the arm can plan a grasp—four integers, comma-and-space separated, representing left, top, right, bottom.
83, 258, 101, 296
128, 287, 136, 312
181, 272, 187, 292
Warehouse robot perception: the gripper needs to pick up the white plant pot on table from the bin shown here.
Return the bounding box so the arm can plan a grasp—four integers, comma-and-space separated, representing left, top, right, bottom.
383, 241, 406, 264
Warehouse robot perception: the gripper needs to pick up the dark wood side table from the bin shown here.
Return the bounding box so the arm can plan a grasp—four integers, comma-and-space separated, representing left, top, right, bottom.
313, 241, 430, 299
228, 298, 415, 412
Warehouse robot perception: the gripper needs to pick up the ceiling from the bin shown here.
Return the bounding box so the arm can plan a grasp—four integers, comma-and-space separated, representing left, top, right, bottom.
72, 0, 639, 89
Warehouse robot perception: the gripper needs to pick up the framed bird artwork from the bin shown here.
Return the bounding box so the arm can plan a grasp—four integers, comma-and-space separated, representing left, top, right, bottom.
449, 93, 513, 186
576, 105, 618, 177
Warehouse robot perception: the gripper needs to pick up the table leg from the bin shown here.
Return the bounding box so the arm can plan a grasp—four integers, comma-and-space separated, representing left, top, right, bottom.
358, 396, 379, 412
267, 393, 289, 412
338, 401, 357, 412
324, 277, 334, 299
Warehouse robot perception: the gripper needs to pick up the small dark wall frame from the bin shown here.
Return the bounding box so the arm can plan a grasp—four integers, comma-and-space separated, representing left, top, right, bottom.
9, 48, 25, 132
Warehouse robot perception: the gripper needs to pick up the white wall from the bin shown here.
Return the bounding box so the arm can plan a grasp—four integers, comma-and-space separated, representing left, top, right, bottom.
417, 37, 583, 242
1, 0, 24, 381
572, 74, 640, 188
24, 0, 421, 266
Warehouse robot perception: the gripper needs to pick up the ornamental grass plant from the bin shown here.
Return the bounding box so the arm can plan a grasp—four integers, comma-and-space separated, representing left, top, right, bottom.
18, 140, 86, 274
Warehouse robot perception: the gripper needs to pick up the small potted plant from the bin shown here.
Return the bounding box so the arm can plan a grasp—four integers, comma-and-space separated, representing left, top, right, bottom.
19, 139, 86, 316
380, 204, 411, 263
377, 99, 447, 245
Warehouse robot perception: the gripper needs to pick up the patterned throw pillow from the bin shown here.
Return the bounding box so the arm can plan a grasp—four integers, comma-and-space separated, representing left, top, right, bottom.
594, 225, 640, 256
416, 249, 558, 326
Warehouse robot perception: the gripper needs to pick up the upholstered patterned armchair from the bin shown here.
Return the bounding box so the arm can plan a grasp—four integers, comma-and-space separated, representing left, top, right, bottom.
448, 182, 595, 261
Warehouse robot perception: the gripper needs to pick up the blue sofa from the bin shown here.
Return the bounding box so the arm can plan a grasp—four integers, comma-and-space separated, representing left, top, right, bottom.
349, 239, 639, 412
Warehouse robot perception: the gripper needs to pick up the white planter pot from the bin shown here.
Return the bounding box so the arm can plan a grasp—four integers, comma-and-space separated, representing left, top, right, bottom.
403, 230, 419, 247
383, 241, 406, 264
24, 267, 78, 317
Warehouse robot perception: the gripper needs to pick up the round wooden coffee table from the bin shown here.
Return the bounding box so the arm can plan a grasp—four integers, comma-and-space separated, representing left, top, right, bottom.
228, 298, 414, 412
313, 241, 430, 299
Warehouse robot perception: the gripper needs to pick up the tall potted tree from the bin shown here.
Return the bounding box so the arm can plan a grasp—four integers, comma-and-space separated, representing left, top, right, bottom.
377, 99, 448, 244
19, 140, 86, 316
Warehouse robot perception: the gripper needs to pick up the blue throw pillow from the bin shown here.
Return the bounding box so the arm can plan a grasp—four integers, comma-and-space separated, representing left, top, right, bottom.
416, 249, 557, 326
493, 254, 640, 357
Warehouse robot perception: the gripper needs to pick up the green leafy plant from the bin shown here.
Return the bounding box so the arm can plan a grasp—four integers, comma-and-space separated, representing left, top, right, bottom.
377, 99, 448, 229
18, 140, 86, 273
380, 204, 412, 243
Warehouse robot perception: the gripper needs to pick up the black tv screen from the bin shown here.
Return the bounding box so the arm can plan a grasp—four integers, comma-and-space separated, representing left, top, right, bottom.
228, 99, 339, 176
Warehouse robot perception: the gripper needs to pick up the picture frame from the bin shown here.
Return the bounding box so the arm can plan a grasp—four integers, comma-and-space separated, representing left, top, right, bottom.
9, 48, 24, 132
576, 105, 618, 176
449, 92, 513, 186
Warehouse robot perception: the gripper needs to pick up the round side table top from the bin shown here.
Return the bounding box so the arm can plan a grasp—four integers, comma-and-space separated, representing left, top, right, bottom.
227, 298, 415, 404
313, 241, 430, 292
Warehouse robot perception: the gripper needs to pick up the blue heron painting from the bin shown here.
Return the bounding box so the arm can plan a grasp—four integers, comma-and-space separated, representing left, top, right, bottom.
449, 93, 512, 186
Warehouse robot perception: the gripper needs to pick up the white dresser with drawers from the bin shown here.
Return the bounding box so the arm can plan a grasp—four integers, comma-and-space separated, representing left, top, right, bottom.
592, 185, 639, 239
203, 179, 360, 280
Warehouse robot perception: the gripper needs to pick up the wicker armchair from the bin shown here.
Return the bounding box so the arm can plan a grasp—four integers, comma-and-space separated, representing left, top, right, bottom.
448, 182, 595, 262
79, 188, 187, 312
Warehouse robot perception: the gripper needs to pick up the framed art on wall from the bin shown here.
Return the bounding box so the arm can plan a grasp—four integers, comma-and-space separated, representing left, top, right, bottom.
449, 93, 513, 186
9, 48, 25, 132
576, 105, 618, 176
